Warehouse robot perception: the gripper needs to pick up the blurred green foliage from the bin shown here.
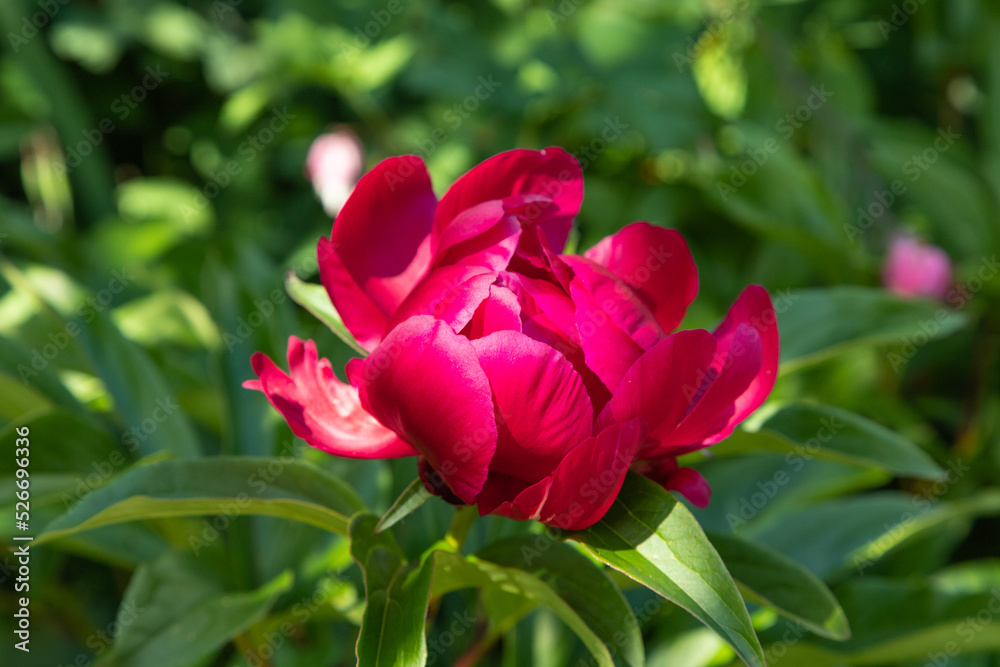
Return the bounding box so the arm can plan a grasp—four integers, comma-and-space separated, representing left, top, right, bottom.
1, 0, 1000, 665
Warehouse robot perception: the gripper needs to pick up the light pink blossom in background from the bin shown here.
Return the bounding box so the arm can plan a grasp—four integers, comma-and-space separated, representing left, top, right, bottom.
883, 234, 953, 299
305, 129, 364, 215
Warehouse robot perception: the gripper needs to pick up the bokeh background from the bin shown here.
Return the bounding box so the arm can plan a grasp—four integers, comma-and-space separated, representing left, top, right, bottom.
2, 0, 1000, 665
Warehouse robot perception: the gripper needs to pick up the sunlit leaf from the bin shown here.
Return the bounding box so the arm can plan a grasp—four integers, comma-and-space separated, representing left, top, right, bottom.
569, 473, 765, 667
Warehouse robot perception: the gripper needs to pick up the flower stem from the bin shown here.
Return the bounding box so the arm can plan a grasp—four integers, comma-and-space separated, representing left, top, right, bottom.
445, 505, 478, 552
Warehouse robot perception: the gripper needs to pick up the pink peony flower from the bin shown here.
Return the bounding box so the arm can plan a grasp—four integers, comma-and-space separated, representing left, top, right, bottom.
305, 129, 364, 215
883, 235, 953, 299
247, 148, 779, 529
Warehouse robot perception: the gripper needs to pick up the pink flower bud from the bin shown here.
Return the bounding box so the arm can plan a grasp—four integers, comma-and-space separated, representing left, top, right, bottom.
305, 129, 364, 215
883, 235, 953, 299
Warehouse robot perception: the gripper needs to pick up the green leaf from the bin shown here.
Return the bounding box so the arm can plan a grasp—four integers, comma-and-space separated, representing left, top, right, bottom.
645, 627, 727, 667
777, 287, 967, 373
689, 453, 890, 537
569, 473, 765, 667
711, 403, 944, 480
0, 371, 53, 420
0, 409, 118, 475
117, 177, 214, 232
349, 513, 435, 667
112, 289, 222, 350
0, 0, 116, 220
708, 532, 850, 640
767, 562, 1000, 665
345, 35, 416, 90
78, 313, 202, 457
481, 587, 537, 641
285, 272, 366, 355
431, 549, 619, 667
39, 523, 172, 569
102, 552, 292, 667
34, 456, 365, 545
205, 260, 275, 458
0, 334, 80, 410
375, 478, 432, 534
477, 535, 645, 667
750, 490, 1000, 580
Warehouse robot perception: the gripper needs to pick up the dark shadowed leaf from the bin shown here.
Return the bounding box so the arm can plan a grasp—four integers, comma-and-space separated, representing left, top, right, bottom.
101, 552, 292, 667
713, 403, 944, 480
431, 549, 620, 667
777, 287, 966, 373
477, 535, 644, 667
708, 531, 850, 640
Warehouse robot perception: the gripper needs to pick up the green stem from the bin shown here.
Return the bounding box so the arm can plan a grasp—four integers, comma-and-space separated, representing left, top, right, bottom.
426, 504, 480, 636
445, 505, 478, 552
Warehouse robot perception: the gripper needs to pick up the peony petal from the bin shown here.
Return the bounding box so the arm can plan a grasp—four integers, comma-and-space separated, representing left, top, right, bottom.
584, 222, 698, 333
475, 470, 539, 518
692, 285, 778, 445
537, 419, 644, 530
464, 284, 522, 338
318, 237, 387, 350
562, 255, 666, 350
472, 330, 593, 483
506, 272, 578, 342
434, 148, 583, 252
595, 329, 717, 459
326, 155, 436, 316
505, 272, 613, 413
663, 467, 712, 508
595, 288, 776, 457
344, 357, 365, 386
570, 280, 644, 393
480, 473, 552, 523
418, 457, 465, 505
633, 457, 712, 508
657, 323, 763, 453
508, 222, 576, 287
433, 199, 522, 271
246, 337, 415, 458
488, 419, 644, 530
358, 316, 497, 503
387, 265, 496, 335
